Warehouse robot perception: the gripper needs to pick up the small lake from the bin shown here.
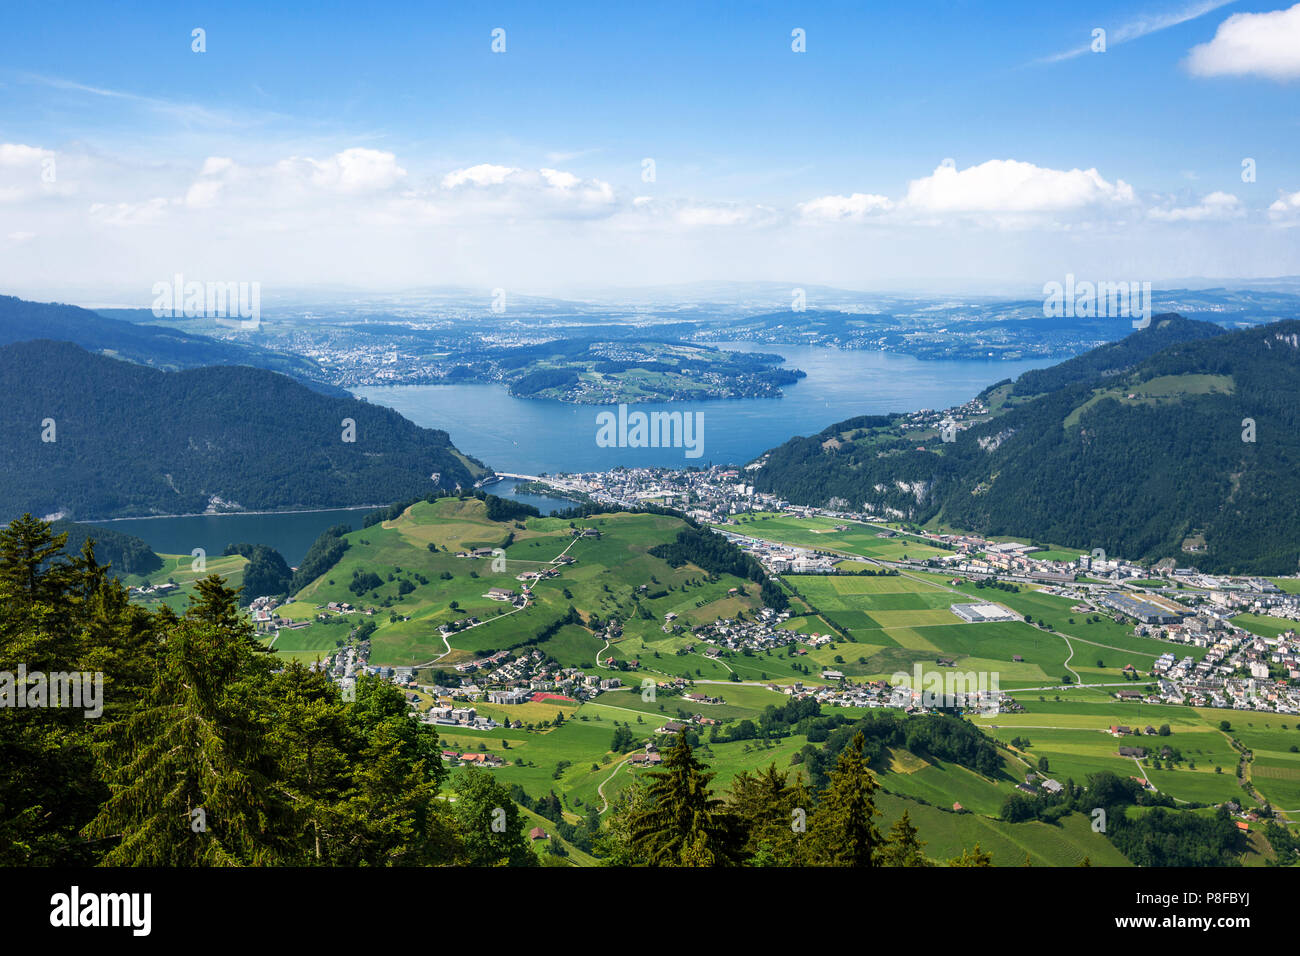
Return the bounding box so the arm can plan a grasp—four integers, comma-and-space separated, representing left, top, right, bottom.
90, 481, 572, 565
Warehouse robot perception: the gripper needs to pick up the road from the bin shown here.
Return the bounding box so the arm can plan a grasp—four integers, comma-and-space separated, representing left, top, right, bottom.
416, 530, 586, 670
596, 758, 631, 814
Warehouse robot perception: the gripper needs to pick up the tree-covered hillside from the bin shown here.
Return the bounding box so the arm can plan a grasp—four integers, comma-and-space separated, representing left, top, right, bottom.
50, 518, 163, 577
0, 340, 487, 520
754, 317, 1300, 574
0, 294, 344, 396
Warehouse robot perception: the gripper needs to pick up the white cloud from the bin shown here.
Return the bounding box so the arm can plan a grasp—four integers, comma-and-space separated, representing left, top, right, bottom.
199, 157, 235, 177
0, 141, 1294, 297
1269, 189, 1300, 223
1186, 3, 1300, 80
88, 197, 172, 226
274, 147, 407, 193
0, 144, 52, 166
902, 159, 1134, 216
797, 192, 894, 221
441, 163, 517, 188
540, 168, 580, 189
1148, 190, 1243, 221
625, 197, 780, 229
0, 143, 60, 203
436, 163, 616, 219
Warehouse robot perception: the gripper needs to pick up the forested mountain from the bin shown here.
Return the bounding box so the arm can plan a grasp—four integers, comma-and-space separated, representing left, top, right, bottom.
1007, 314, 1226, 397
49, 518, 162, 577
0, 295, 345, 396
754, 316, 1300, 574
0, 340, 487, 520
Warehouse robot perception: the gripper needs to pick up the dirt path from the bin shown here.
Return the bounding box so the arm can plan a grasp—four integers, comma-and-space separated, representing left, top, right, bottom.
597, 758, 631, 814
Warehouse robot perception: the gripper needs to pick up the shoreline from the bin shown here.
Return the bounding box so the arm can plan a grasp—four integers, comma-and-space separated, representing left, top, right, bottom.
77, 504, 387, 524
77, 478, 570, 525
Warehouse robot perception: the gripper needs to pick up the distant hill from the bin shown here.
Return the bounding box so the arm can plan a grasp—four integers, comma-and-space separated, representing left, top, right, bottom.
0, 340, 488, 520
0, 295, 345, 396
753, 315, 1300, 574
1006, 314, 1227, 396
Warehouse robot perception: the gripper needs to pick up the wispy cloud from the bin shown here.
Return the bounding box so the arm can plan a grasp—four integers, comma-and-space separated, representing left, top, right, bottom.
1036, 0, 1238, 64
19, 73, 280, 128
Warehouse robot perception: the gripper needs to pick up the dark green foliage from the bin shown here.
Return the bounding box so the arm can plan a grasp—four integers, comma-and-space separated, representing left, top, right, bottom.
650, 525, 787, 610
450, 767, 537, 867
0, 339, 483, 521
0, 294, 342, 395
0, 515, 154, 864
1108, 805, 1245, 867
805, 732, 883, 866
481, 493, 541, 523
0, 515, 540, 867
349, 569, 384, 596
797, 710, 1001, 789
223, 542, 292, 603
84, 575, 294, 865
727, 763, 812, 866
755, 317, 1300, 573
51, 519, 162, 577
509, 368, 580, 396
290, 524, 351, 594
1009, 314, 1225, 396
611, 724, 637, 753
628, 731, 745, 866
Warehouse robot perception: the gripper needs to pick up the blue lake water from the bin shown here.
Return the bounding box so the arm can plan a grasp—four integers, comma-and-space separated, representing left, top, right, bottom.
93, 480, 569, 565
100, 343, 1046, 562
354, 342, 1048, 475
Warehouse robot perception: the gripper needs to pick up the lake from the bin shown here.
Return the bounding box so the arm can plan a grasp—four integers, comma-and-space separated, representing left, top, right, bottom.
92, 480, 571, 565
100, 344, 1045, 562
354, 342, 1048, 475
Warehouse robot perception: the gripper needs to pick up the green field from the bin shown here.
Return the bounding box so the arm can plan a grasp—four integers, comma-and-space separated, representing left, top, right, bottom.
1231, 613, 1296, 640
721, 513, 951, 563
124, 552, 248, 614
268, 497, 770, 668
160, 498, 1300, 866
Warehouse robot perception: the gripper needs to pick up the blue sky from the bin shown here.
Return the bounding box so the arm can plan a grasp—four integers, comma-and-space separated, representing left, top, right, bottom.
1, 0, 1298, 299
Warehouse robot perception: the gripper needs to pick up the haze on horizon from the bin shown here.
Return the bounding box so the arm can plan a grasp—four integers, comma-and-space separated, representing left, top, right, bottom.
2, 0, 1299, 305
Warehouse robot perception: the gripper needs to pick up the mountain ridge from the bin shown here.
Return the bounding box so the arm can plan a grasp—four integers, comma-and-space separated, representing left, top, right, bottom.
752, 315, 1300, 574
0, 339, 487, 521
0, 294, 346, 397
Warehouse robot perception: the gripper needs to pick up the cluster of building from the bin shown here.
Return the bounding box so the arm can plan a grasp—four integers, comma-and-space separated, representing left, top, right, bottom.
128, 581, 179, 599
758, 675, 1016, 716
1097, 601, 1300, 712
686, 607, 808, 653
505, 466, 789, 524
715, 529, 839, 575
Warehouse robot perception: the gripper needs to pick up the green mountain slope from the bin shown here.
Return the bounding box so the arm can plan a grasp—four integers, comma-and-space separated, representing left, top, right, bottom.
0, 340, 487, 520
753, 316, 1300, 574
0, 294, 346, 396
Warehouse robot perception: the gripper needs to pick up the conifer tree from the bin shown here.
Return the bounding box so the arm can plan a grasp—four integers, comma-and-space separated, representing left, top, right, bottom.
264, 662, 353, 864
629, 730, 742, 866
84, 576, 292, 865
0, 518, 151, 864
948, 843, 994, 866
806, 732, 882, 866
593, 774, 650, 866
879, 810, 932, 867
728, 762, 812, 866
